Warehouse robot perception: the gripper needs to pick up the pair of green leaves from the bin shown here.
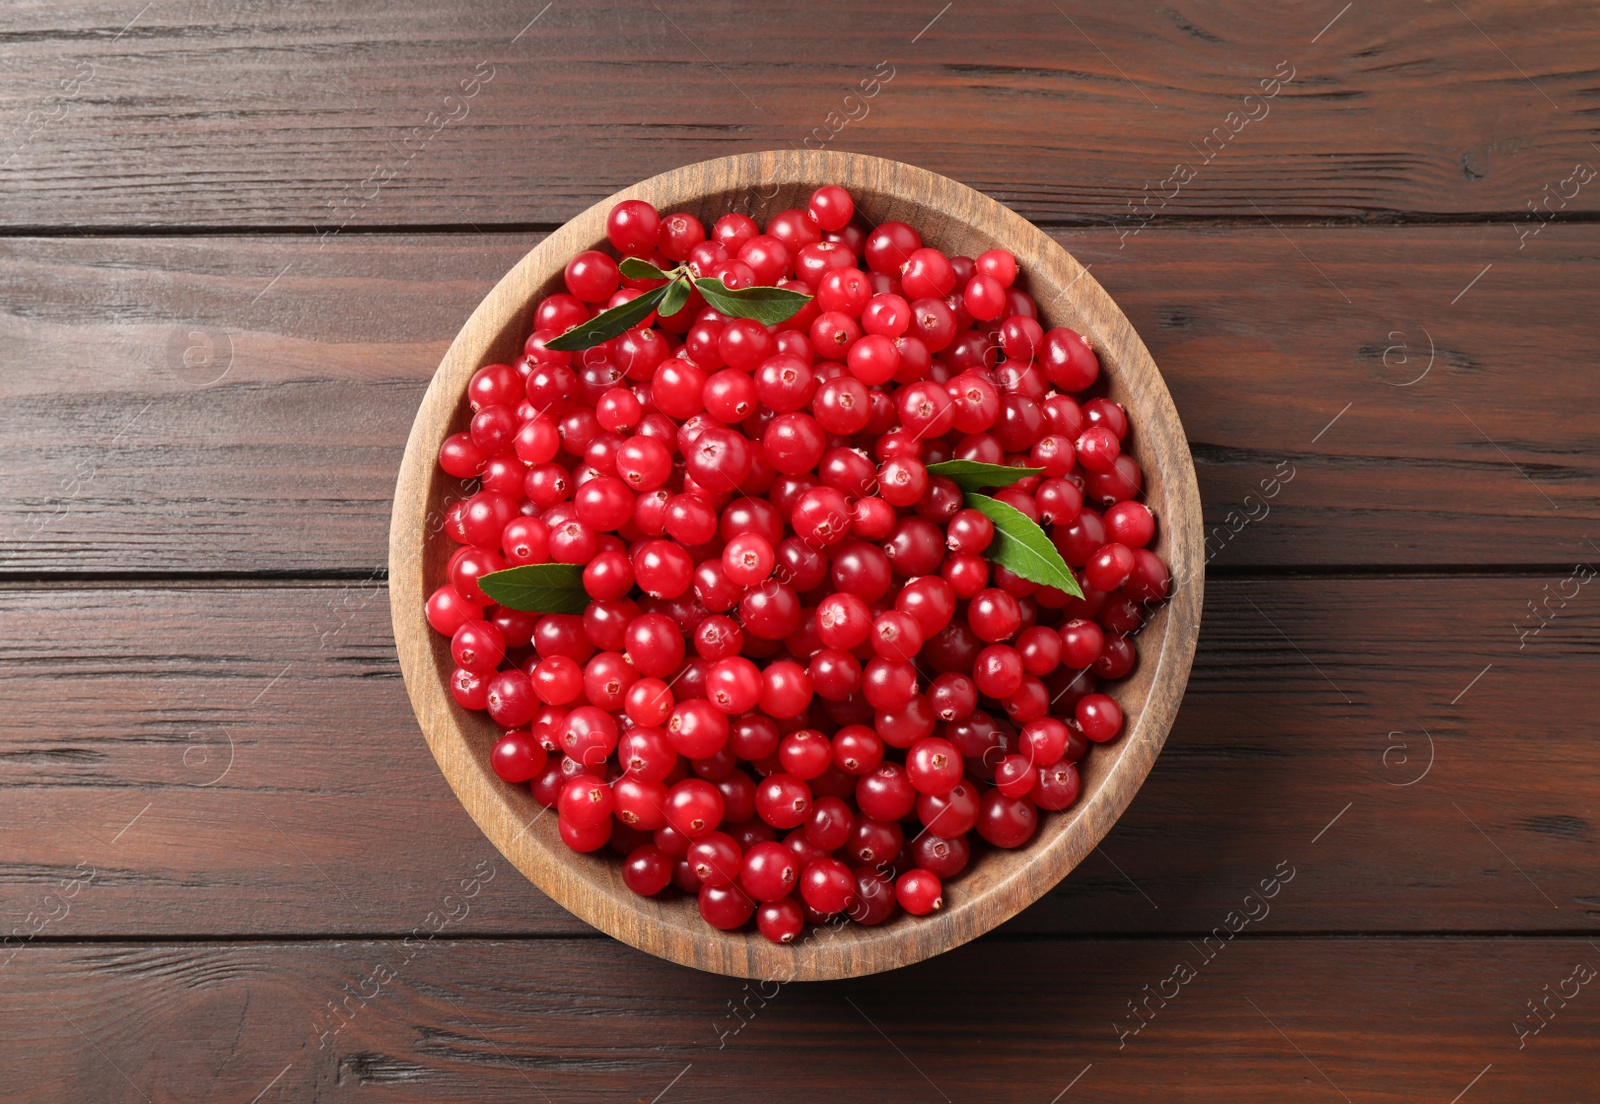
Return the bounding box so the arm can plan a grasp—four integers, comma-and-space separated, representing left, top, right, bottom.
542, 256, 813, 352
923, 460, 1084, 599
476, 460, 1082, 615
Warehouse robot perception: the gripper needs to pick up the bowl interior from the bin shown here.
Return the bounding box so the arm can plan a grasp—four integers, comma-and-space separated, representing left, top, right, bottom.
390, 150, 1202, 980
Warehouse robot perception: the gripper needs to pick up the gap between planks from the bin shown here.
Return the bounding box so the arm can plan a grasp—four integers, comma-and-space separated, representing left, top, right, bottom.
9, 930, 1600, 947
3, 210, 1600, 238
0, 564, 1589, 591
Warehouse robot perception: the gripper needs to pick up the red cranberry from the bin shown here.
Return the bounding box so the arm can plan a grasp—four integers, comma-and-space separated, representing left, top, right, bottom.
855, 762, 917, 821
759, 660, 814, 717
623, 844, 673, 896
739, 840, 799, 902
607, 200, 661, 256
883, 517, 946, 577
1041, 327, 1099, 390
1076, 692, 1124, 742
737, 581, 800, 641
976, 790, 1037, 848
849, 866, 898, 925
910, 832, 970, 879
757, 897, 805, 944
896, 869, 944, 915
808, 185, 854, 231
490, 730, 547, 783
755, 773, 813, 829
698, 881, 756, 930
800, 856, 857, 916
666, 699, 730, 760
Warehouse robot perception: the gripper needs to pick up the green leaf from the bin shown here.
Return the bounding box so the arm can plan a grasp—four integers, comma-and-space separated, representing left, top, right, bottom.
965, 493, 1084, 598
619, 256, 671, 281
543, 286, 667, 351
657, 277, 691, 319
693, 278, 812, 326
477, 563, 589, 614
926, 460, 1045, 494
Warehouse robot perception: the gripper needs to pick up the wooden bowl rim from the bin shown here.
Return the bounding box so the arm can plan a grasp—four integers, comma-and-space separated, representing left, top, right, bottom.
390, 150, 1203, 980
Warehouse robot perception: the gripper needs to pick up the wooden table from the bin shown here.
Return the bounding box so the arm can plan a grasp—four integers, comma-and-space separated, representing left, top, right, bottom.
3, 2, 1596, 1100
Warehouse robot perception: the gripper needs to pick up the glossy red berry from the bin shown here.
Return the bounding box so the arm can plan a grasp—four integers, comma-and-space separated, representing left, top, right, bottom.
619, 726, 677, 782
698, 881, 756, 930
559, 775, 614, 829
906, 736, 964, 795
623, 844, 673, 895
870, 610, 924, 663
739, 840, 799, 902
862, 292, 911, 338
977, 789, 1037, 848
1093, 633, 1137, 680
896, 869, 944, 915
994, 753, 1039, 799
976, 249, 1017, 287
1105, 501, 1155, 548
756, 897, 805, 944
607, 200, 661, 256
965, 270, 1007, 320
808, 185, 854, 231
759, 660, 813, 718
895, 576, 956, 639
626, 612, 686, 678
755, 773, 813, 829
900, 248, 955, 299
1032, 760, 1082, 810
968, 588, 1022, 642
707, 657, 763, 715
723, 532, 775, 587
451, 620, 505, 674
800, 856, 857, 916
864, 221, 921, 274
850, 866, 898, 925
685, 832, 742, 886
1041, 326, 1100, 391
855, 762, 917, 822
1085, 541, 1136, 593
917, 779, 980, 838
742, 582, 804, 642
564, 250, 622, 304
490, 730, 547, 783
1125, 549, 1171, 604
1076, 692, 1124, 742
664, 778, 726, 839
633, 539, 694, 598
559, 815, 612, 853
910, 832, 969, 879
778, 728, 833, 780
667, 699, 731, 760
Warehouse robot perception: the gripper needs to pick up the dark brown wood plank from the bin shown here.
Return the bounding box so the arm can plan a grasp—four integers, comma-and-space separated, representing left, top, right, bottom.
2, 1, 1598, 228
0, 232, 529, 576
2, 575, 1595, 939
3, 936, 1596, 1101
2, 226, 1595, 575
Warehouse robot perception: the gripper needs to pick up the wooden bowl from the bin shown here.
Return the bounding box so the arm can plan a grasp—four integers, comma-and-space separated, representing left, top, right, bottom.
390, 150, 1203, 980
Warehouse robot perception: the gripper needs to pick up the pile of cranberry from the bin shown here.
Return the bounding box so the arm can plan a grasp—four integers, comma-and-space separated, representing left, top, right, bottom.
424, 185, 1170, 944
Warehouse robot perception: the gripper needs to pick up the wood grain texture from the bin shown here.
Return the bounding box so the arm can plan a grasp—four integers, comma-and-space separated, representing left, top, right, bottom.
3, 576, 1595, 939
0, 232, 531, 576
2, 1, 1599, 228
389, 150, 1203, 979
2, 225, 1597, 576
3, 937, 1597, 1102
1, 0, 1595, 1093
